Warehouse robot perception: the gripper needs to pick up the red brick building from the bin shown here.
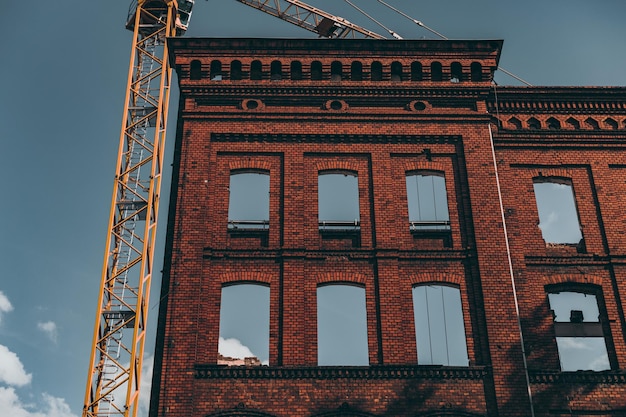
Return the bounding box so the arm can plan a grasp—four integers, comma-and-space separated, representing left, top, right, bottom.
149, 38, 626, 417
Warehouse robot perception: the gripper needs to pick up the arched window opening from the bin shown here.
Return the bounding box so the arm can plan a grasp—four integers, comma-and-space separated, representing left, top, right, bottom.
566, 117, 580, 130
413, 284, 468, 366
228, 171, 270, 230
318, 171, 360, 232
430, 62, 442, 81
470, 62, 482, 82
391, 61, 403, 81
405, 172, 450, 232
190, 60, 202, 80
410, 61, 423, 81
317, 284, 368, 365
450, 62, 462, 83
547, 117, 561, 130
331, 61, 343, 81
528, 117, 541, 130
270, 60, 282, 81
508, 117, 522, 130
290, 61, 303, 80
311, 61, 323, 80
547, 287, 610, 371
533, 177, 583, 246
585, 117, 600, 130
250, 60, 263, 80
351, 61, 363, 81
604, 118, 618, 130
370, 61, 383, 81
230, 60, 242, 80
210, 60, 222, 81
219, 283, 270, 366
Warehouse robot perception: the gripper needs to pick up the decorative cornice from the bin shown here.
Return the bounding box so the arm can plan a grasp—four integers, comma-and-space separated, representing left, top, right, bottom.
524, 254, 609, 267
194, 364, 489, 380
202, 248, 469, 261
210, 133, 460, 144
529, 370, 626, 384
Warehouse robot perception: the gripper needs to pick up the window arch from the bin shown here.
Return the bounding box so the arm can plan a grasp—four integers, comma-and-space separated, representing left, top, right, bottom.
331, 61, 343, 81
430, 62, 442, 81
410, 61, 423, 81
391, 61, 403, 81
470, 62, 482, 82
210, 60, 222, 80
190, 59, 202, 80
351, 61, 363, 81
230, 60, 242, 80
250, 60, 263, 80
318, 171, 360, 231
450, 62, 462, 83
413, 284, 468, 366
228, 170, 270, 230
317, 283, 369, 365
311, 60, 323, 80
533, 177, 583, 245
546, 285, 611, 371
219, 283, 270, 366
405, 171, 450, 232
290, 61, 302, 80
370, 61, 383, 81
270, 60, 282, 80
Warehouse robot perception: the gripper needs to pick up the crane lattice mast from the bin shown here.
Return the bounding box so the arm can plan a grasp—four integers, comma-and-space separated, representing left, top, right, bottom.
82, 1, 193, 416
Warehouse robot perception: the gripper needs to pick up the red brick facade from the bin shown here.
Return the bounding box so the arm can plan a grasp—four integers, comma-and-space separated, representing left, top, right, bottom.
149, 38, 626, 417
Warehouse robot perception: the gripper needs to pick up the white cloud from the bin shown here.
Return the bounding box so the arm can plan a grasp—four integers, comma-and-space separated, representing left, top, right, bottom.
0, 290, 13, 324
0, 344, 32, 386
139, 356, 153, 416
219, 337, 255, 359
37, 321, 58, 344
0, 387, 78, 417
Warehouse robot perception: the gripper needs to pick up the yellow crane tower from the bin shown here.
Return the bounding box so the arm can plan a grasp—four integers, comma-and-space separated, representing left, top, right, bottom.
83, 1, 383, 417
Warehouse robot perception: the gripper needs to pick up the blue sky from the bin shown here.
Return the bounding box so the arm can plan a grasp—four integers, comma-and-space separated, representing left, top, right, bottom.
0, 1, 625, 416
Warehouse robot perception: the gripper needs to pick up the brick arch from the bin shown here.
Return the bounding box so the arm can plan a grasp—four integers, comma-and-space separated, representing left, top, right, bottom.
220, 272, 273, 285
403, 161, 446, 174
542, 273, 604, 287
530, 168, 571, 180
316, 272, 367, 286
409, 273, 463, 286
229, 160, 272, 171
206, 409, 278, 417
316, 160, 359, 173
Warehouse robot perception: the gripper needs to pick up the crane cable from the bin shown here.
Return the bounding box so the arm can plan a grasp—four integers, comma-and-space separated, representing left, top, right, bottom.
343, 0, 403, 39
376, 0, 533, 86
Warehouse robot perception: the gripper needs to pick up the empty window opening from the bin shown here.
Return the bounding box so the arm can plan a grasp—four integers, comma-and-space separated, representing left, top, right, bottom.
331, 61, 343, 81
219, 283, 270, 366
230, 60, 242, 80
547, 117, 561, 130
311, 61, 323, 80
391, 61, 403, 81
413, 284, 469, 366
210, 60, 222, 81
250, 60, 263, 80
566, 117, 580, 129
548, 289, 610, 371
411, 61, 423, 81
430, 62, 442, 81
317, 284, 369, 366
190, 60, 202, 80
470, 62, 482, 82
585, 117, 600, 130
318, 171, 360, 231
528, 117, 541, 130
290, 61, 303, 80
270, 60, 282, 81
406, 172, 450, 232
450, 62, 462, 83
508, 117, 522, 130
351, 61, 363, 81
371, 61, 383, 81
533, 178, 583, 245
604, 118, 618, 130
228, 171, 270, 230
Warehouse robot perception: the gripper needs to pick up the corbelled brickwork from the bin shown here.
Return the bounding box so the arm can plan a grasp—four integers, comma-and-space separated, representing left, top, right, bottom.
149, 38, 626, 417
